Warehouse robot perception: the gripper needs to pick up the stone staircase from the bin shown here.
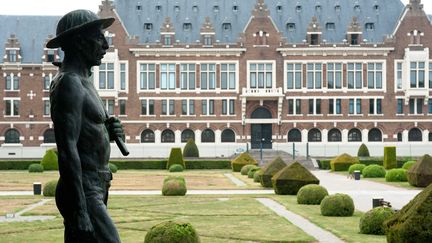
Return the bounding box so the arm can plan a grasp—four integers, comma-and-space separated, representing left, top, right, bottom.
246, 149, 315, 170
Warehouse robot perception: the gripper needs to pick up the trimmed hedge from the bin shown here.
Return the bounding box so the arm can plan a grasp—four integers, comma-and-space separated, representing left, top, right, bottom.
363, 165, 386, 178
248, 167, 261, 178
317, 160, 331, 170
241, 164, 256, 176
0, 161, 40, 170
167, 148, 185, 169
253, 170, 263, 182
359, 207, 395, 235
348, 164, 366, 175
28, 163, 44, 173
108, 163, 118, 173
407, 154, 432, 187
320, 193, 354, 217
144, 221, 200, 243
43, 180, 58, 197
41, 148, 58, 171
383, 146, 397, 169
385, 168, 407, 182
402, 161, 416, 170
183, 139, 199, 158
109, 160, 230, 170
169, 164, 184, 172
297, 184, 329, 205
231, 152, 258, 172
331, 153, 359, 171
272, 162, 319, 195
260, 156, 287, 188
357, 143, 370, 157
162, 176, 187, 196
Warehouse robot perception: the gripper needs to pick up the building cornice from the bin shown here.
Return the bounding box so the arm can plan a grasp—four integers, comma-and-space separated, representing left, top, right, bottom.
277, 46, 394, 56
130, 47, 246, 57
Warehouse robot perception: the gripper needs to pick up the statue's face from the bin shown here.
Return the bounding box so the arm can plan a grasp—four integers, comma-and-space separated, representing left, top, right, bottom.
80, 26, 109, 67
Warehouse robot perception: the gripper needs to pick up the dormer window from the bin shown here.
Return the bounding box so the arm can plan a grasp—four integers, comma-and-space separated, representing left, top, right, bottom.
144, 23, 153, 31
326, 23, 336, 30
276, 5, 282, 12
222, 23, 231, 31
310, 34, 319, 45
155, 5, 162, 12
204, 35, 213, 46
315, 5, 322, 12
174, 6, 180, 12
351, 34, 359, 45
8, 50, 17, 62
296, 5, 302, 12
354, 5, 361, 12
183, 23, 192, 31
287, 23, 296, 31
213, 6, 219, 13
373, 5, 379, 11
192, 6, 198, 12
335, 5, 341, 12
136, 5, 142, 10
47, 50, 55, 62
365, 23, 375, 31
164, 35, 172, 45
232, 5, 239, 12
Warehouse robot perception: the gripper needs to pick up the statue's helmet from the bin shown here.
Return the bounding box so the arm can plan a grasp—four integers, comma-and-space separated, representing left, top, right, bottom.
46, 9, 114, 48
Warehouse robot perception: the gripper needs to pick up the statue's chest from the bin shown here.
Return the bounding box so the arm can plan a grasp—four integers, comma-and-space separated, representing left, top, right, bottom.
83, 84, 106, 124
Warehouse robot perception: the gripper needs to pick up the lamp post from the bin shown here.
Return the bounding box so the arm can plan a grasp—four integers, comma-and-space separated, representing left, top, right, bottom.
260, 137, 265, 165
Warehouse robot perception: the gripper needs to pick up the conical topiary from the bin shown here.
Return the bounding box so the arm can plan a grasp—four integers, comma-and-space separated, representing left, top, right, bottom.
271, 162, 319, 195
167, 148, 185, 169
41, 148, 58, 170
231, 152, 258, 172
407, 154, 432, 187
183, 138, 199, 158
385, 183, 432, 242
357, 143, 370, 157
330, 153, 359, 171
260, 156, 287, 188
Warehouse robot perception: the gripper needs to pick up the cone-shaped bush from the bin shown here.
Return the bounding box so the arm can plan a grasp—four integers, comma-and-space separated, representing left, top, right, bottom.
144, 221, 200, 243
407, 154, 432, 187
183, 139, 199, 158
297, 184, 328, 205
167, 148, 185, 169
248, 166, 261, 178
271, 162, 319, 195
360, 207, 395, 235
162, 176, 187, 196
231, 152, 258, 172
253, 170, 263, 182
260, 156, 287, 188
384, 146, 397, 169
385, 183, 432, 242
43, 180, 58, 197
357, 143, 370, 157
41, 148, 58, 171
330, 153, 359, 171
320, 193, 354, 217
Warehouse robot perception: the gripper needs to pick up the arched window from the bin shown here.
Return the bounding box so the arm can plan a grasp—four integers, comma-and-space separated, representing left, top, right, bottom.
308, 128, 321, 142
288, 129, 301, 142
251, 107, 272, 118
201, 129, 215, 143
43, 129, 56, 143
368, 128, 382, 142
5, 129, 20, 143
328, 128, 341, 142
429, 132, 432, 142
181, 129, 195, 143
161, 129, 175, 143
408, 128, 422, 142
348, 128, 362, 142
397, 132, 403, 142
141, 129, 155, 143
221, 129, 235, 142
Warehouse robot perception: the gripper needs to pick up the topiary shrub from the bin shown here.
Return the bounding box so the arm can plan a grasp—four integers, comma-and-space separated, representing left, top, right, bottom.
248, 166, 260, 178
183, 139, 199, 158
253, 170, 263, 182
320, 193, 354, 217
167, 148, 185, 170
402, 161, 416, 170
330, 153, 359, 171
144, 221, 200, 243
297, 184, 329, 205
43, 180, 58, 197
359, 207, 395, 235
41, 148, 58, 171
383, 146, 397, 169
28, 163, 44, 173
231, 152, 258, 172
162, 176, 187, 196
357, 143, 370, 157
108, 163, 118, 173
362, 164, 386, 178
272, 162, 319, 195
260, 156, 287, 188
385, 168, 407, 182
348, 164, 366, 175
241, 164, 257, 176
385, 183, 432, 242
407, 154, 432, 187
169, 164, 184, 172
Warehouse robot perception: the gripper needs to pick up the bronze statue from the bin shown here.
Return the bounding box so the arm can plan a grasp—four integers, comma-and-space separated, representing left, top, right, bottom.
47, 10, 127, 243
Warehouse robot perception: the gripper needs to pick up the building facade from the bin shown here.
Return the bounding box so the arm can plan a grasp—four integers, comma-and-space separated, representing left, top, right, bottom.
1, 0, 432, 158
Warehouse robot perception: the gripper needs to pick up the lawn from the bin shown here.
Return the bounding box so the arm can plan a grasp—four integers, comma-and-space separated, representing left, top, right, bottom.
332, 171, 418, 190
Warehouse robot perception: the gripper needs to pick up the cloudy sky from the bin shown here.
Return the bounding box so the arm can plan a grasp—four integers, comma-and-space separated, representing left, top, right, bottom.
0, 0, 430, 16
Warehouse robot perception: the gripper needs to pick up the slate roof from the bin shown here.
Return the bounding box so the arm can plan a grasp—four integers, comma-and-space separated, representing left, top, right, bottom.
0, 15, 60, 64
113, 0, 404, 44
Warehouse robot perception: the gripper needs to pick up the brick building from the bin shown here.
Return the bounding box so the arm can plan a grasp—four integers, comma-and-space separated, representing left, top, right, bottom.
1, 0, 432, 158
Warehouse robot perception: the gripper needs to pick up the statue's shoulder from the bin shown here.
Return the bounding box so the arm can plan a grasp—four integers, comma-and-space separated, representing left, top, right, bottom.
52, 72, 84, 93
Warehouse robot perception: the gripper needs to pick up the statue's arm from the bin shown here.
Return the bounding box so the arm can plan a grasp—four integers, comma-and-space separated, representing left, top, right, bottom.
52, 74, 93, 232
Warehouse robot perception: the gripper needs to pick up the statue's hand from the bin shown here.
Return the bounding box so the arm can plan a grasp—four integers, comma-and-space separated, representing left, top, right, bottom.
74, 211, 95, 240
105, 117, 124, 141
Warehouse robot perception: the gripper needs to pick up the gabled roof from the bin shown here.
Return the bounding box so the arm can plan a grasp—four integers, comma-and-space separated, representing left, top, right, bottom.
0, 15, 60, 64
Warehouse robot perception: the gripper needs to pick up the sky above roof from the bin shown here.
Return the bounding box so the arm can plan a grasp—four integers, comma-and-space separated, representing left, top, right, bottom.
0, 0, 430, 16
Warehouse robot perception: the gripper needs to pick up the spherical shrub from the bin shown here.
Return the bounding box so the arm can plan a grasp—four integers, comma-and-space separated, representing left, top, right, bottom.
402, 161, 416, 170
241, 164, 256, 175
362, 164, 386, 178
248, 166, 260, 178
108, 163, 118, 173
320, 193, 355, 216
41, 149, 58, 170
253, 170, 263, 182
169, 164, 184, 172
162, 176, 187, 196
385, 168, 407, 182
297, 184, 329, 205
348, 164, 366, 175
28, 163, 44, 173
43, 180, 58, 197
144, 221, 200, 243
359, 207, 395, 235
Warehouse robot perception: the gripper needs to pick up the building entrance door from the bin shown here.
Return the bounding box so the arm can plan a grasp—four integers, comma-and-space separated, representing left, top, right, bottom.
251, 124, 272, 149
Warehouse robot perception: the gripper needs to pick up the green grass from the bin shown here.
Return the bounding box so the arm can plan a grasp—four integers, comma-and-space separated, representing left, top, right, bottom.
272, 195, 386, 243
333, 171, 418, 190
1, 195, 314, 243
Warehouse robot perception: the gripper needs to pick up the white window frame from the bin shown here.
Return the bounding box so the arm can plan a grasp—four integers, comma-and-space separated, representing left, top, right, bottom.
119, 61, 128, 92
98, 62, 115, 90
369, 98, 383, 115
287, 98, 302, 115
201, 99, 215, 116
348, 98, 362, 115
410, 61, 425, 88
139, 63, 156, 90
180, 64, 196, 90
160, 63, 176, 90
308, 98, 322, 115
247, 60, 276, 89
285, 63, 303, 90
220, 63, 237, 90
102, 98, 115, 116
408, 98, 424, 115
181, 99, 196, 116
367, 62, 383, 89
42, 98, 50, 117
221, 98, 235, 116
326, 63, 342, 89
396, 61, 403, 90
347, 62, 363, 89
328, 98, 342, 115
4, 73, 20, 91
4, 98, 20, 117
306, 63, 322, 89
42, 73, 53, 91
139, 98, 155, 116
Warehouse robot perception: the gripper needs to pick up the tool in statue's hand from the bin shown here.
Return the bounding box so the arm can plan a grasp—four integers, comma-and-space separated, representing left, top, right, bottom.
104, 112, 129, 156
